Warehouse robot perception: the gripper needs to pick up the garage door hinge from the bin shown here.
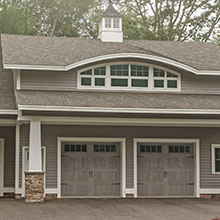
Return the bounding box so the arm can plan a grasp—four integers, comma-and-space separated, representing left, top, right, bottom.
61, 183, 69, 185
186, 156, 194, 158
112, 183, 120, 185
186, 183, 194, 185
137, 183, 144, 185
112, 156, 120, 158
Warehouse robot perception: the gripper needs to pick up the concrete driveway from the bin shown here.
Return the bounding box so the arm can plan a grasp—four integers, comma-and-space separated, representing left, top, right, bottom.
0, 198, 219, 220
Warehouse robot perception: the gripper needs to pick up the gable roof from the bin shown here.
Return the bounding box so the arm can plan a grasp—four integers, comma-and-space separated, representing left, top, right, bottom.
103, 3, 122, 17
1, 34, 220, 73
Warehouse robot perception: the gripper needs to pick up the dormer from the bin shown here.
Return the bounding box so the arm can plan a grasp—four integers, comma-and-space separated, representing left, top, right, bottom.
98, 1, 123, 43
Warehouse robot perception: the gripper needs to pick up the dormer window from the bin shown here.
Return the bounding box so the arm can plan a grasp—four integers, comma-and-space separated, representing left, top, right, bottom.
78, 63, 180, 92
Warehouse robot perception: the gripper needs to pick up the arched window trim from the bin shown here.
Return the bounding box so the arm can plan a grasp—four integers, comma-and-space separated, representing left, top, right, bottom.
77, 62, 181, 92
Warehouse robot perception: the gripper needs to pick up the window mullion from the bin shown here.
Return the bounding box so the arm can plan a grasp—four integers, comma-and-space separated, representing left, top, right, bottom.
128, 65, 131, 88
149, 66, 153, 90
106, 65, 111, 88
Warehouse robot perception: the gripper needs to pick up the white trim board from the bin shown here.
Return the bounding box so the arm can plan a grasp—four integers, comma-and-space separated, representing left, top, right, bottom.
0, 110, 17, 115
15, 123, 20, 194
18, 105, 220, 115
18, 116, 220, 127
0, 139, 4, 197
200, 189, 220, 194
4, 53, 220, 76
57, 137, 126, 198
133, 138, 200, 198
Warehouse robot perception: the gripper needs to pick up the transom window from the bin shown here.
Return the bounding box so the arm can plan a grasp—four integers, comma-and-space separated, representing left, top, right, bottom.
212, 145, 220, 174
78, 63, 180, 91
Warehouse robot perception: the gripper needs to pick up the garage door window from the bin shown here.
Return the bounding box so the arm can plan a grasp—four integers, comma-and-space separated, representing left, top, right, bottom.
169, 145, 190, 153
64, 144, 87, 152
94, 144, 116, 152
140, 145, 162, 153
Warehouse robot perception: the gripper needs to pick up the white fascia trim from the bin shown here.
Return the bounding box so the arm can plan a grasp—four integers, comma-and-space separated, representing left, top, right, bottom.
4, 53, 220, 76
18, 105, 220, 115
0, 110, 18, 115
0, 119, 17, 126
18, 116, 220, 127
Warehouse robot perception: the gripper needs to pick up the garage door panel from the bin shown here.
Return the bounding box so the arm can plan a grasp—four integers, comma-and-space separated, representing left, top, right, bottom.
92, 184, 120, 197
61, 142, 120, 197
138, 184, 164, 197
137, 143, 195, 197
167, 185, 194, 197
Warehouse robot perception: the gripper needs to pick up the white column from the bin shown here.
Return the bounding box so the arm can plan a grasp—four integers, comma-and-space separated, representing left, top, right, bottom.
29, 120, 42, 172
15, 123, 20, 194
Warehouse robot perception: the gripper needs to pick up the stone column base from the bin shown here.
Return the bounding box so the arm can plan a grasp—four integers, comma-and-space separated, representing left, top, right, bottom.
25, 172, 45, 203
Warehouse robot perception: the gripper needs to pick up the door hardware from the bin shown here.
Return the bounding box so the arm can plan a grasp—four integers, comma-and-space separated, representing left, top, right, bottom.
112, 183, 120, 185
137, 183, 144, 185
164, 171, 168, 177
186, 183, 194, 185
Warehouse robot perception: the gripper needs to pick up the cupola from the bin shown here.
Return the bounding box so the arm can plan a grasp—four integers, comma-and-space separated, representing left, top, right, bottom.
98, 1, 123, 43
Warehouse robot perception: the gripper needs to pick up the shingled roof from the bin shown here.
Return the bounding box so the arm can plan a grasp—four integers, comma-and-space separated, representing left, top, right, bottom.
1, 34, 220, 71
103, 2, 122, 17
16, 90, 220, 111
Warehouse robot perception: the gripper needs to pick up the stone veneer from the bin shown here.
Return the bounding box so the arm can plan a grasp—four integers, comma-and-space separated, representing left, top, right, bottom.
25, 172, 45, 203
200, 194, 220, 199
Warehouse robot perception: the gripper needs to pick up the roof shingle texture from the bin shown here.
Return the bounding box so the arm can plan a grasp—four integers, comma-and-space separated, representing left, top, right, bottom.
103, 3, 122, 17
16, 90, 220, 110
1, 34, 220, 71
0, 44, 17, 110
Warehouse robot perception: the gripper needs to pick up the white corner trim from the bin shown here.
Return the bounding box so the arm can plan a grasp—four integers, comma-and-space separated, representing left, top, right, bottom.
133, 138, 200, 198
13, 70, 21, 90
57, 137, 126, 198
0, 139, 4, 197
18, 105, 220, 116
4, 53, 220, 76
15, 123, 20, 194
211, 144, 220, 175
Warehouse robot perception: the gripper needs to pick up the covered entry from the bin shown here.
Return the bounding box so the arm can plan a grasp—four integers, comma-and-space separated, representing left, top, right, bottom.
58, 138, 126, 198
134, 139, 200, 198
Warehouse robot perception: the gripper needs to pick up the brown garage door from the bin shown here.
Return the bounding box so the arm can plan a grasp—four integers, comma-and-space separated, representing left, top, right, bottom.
137, 143, 194, 197
61, 142, 120, 197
